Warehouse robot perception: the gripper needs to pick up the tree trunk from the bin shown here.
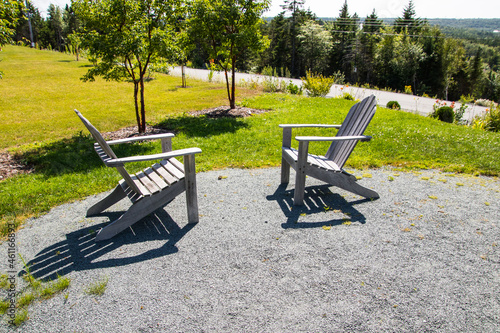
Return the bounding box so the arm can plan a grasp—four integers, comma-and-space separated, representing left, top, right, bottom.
181, 64, 186, 88
139, 76, 146, 133
224, 68, 231, 107
230, 63, 236, 109
133, 81, 141, 132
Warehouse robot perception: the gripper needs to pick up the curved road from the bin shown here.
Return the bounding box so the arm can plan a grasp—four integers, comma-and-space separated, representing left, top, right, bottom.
170, 66, 488, 122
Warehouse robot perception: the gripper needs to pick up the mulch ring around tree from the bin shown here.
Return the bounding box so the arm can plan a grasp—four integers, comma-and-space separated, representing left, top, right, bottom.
188, 105, 271, 118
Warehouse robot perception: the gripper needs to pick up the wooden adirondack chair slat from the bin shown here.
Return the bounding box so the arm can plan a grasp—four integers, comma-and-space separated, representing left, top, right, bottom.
135, 170, 161, 195
152, 161, 180, 185
143, 167, 169, 190
279, 95, 379, 205
160, 159, 185, 179
168, 156, 185, 173
326, 96, 377, 168
75, 109, 201, 241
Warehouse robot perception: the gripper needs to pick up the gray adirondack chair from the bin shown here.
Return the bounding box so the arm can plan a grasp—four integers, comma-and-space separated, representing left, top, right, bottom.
280, 95, 379, 205
75, 110, 201, 241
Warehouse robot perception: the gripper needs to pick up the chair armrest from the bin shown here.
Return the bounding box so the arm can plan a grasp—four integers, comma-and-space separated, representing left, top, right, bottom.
279, 124, 342, 129
295, 135, 372, 142
106, 133, 175, 145
106, 148, 202, 167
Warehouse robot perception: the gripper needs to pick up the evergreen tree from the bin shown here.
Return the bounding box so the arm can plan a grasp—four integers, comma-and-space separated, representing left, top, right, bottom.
418, 26, 445, 97
280, 0, 305, 77
356, 9, 382, 84
329, 1, 358, 81
469, 49, 485, 97
259, 7, 315, 77
393, 0, 424, 36
38, 4, 64, 51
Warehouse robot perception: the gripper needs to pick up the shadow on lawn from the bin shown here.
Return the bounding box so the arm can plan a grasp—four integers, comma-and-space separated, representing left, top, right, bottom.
156, 114, 248, 138
267, 184, 370, 228
20, 208, 195, 281
17, 132, 160, 177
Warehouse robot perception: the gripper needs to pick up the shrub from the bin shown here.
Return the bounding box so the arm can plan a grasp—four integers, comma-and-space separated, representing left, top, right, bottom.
285, 81, 303, 95
485, 105, 500, 132
475, 98, 491, 107
386, 101, 401, 110
341, 92, 354, 100
301, 71, 335, 97
431, 106, 455, 123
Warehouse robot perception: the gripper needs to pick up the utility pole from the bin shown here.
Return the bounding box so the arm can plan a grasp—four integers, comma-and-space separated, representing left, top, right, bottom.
25, 0, 35, 48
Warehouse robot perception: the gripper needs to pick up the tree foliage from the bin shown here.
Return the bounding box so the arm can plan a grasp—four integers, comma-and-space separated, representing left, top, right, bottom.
74, 0, 183, 132
297, 19, 331, 74
189, 0, 270, 109
0, 0, 22, 47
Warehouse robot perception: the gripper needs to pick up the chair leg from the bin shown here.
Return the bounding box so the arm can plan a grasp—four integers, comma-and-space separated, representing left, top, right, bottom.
293, 141, 309, 206
281, 155, 290, 184
95, 181, 186, 241
281, 127, 292, 184
95, 197, 152, 241
184, 154, 199, 224
333, 172, 380, 199
87, 185, 126, 216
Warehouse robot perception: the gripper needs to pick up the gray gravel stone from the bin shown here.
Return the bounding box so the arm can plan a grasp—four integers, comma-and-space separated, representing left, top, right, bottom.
1, 167, 499, 332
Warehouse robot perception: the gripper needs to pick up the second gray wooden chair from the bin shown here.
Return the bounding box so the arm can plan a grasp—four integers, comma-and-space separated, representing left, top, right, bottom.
280, 95, 379, 205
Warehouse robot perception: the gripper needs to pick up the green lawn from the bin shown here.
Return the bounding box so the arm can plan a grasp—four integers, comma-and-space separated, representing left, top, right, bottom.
1, 46, 499, 235
0, 45, 258, 149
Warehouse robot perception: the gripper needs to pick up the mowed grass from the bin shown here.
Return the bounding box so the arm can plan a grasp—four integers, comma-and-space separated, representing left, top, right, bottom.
1, 46, 499, 236
0, 45, 259, 149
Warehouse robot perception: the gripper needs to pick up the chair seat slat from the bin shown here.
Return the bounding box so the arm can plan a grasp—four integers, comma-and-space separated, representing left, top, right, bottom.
283, 148, 340, 172
135, 171, 161, 195
143, 167, 169, 190
160, 159, 185, 179
152, 162, 179, 185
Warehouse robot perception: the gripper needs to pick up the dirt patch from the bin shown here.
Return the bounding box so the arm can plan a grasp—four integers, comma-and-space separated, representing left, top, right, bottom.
188, 105, 270, 118
0, 152, 32, 180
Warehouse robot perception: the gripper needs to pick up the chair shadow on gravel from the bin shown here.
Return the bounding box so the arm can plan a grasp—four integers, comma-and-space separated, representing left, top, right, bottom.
19, 209, 195, 281
267, 184, 370, 229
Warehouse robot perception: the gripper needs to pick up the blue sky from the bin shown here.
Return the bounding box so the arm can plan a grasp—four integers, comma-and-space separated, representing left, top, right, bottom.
32, 0, 500, 19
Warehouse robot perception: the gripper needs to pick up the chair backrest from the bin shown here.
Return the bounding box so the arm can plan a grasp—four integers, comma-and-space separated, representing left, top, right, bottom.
74, 109, 142, 194
74, 110, 118, 159
324, 95, 377, 168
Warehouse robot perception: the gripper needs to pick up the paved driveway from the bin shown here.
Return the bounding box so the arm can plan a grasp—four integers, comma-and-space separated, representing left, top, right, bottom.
170, 66, 489, 122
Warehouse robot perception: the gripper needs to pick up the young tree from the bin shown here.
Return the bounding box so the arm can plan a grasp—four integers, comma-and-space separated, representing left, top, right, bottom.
189, 0, 270, 109
74, 0, 183, 133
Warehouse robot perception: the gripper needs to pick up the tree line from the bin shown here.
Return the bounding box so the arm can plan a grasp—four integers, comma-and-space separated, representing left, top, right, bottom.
250, 0, 500, 102
6, 0, 500, 103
